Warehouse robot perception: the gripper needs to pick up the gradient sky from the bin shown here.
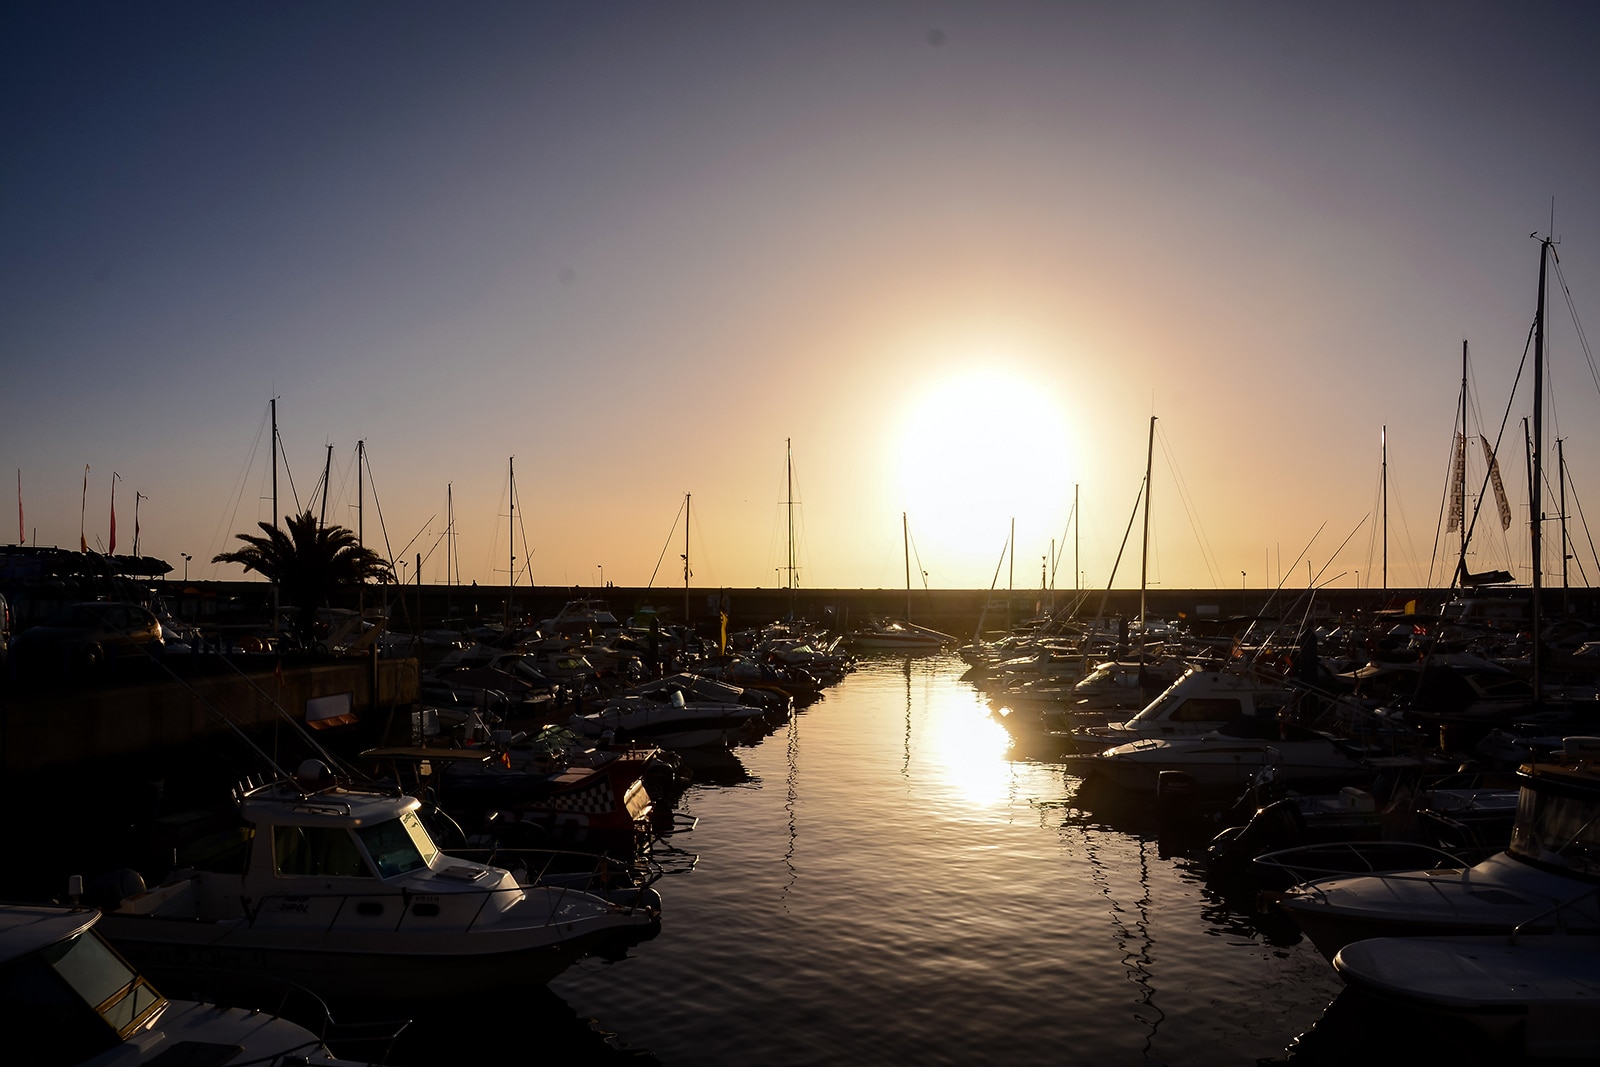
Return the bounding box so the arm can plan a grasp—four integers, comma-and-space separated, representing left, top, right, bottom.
6, 3, 1600, 595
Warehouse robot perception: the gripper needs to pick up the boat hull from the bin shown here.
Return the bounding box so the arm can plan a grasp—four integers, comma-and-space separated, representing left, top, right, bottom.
100, 907, 656, 1001
1334, 935, 1600, 1060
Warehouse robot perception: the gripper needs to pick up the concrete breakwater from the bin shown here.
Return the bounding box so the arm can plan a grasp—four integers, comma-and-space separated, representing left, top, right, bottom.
164, 580, 1474, 640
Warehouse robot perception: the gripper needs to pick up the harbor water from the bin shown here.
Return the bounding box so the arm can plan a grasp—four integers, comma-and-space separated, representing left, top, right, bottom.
402, 653, 1360, 1065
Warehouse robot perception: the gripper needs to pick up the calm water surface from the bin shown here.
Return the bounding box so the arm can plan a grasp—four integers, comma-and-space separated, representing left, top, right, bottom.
529, 654, 1344, 1066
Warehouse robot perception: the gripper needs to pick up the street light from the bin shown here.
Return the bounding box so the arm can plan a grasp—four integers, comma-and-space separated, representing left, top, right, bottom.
181, 553, 192, 581
598, 564, 604, 588
1240, 569, 1246, 590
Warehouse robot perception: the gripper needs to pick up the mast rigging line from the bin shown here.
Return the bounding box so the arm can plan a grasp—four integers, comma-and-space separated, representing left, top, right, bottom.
510, 470, 535, 587
1153, 422, 1224, 589
646, 495, 688, 590
1566, 461, 1599, 588
208, 405, 272, 577
1437, 321, 1538, 592
1549, 254, 1599, 399
1094, 475, 1146, 620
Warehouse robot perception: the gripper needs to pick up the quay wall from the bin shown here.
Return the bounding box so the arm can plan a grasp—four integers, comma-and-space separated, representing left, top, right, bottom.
158, 581, 1594, 640
0, 656, 417, 775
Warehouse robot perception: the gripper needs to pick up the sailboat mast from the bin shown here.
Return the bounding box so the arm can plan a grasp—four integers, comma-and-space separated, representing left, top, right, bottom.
1074, 483, 1080, 594
320, 443, 332, 527
903, 512, 911, 622
1459, 341, 1468, 572
786, 438, 796, 618
1381, 426, 1388, 603
270, 396, 279, 529
507, 456, 515, 628
446, 483, 454, 589
357, 440, 364, 546
684, 492, 691, 624
1532, 238, 1549, 706
1007, 516, 1014, 632
1140, 415, 1155, 627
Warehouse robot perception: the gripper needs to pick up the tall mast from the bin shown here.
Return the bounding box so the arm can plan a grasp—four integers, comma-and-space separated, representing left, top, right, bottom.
270, 396, 279, 529
507, 456, 515, 628
357, 440, 364, 546
903, 511, 911, 622
446, 482, 454, 589
684, 492, 692, 624
1532, 237, 1549, 707
1007, 516, 1014, 632
320, 443, 332, 527
1381, 425, 1388, 603
1074, 483, 1080, 594
1459, 341, 1468, 573
786, 438, 796, 618
1139, 415, 1155, 627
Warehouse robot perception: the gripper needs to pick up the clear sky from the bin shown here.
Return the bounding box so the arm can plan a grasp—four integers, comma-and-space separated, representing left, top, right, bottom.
6, 2, 1600, 595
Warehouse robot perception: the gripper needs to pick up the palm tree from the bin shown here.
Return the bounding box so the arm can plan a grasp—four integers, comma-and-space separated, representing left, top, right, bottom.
212, 510, 393, 648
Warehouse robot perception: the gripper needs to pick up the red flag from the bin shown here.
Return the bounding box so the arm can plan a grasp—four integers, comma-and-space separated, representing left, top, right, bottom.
109, 473, 118, 555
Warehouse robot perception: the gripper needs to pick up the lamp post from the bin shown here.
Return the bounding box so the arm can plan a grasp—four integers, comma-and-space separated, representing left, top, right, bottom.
1240, 570, 1246, 590
181, 553, 192, 581
598, 564, 604, 588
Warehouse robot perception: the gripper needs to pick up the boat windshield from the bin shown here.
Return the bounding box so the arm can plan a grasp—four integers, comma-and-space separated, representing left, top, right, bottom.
0, 930, 166, 1059
356, 811, 438, 878
1509, 784, 1600, 880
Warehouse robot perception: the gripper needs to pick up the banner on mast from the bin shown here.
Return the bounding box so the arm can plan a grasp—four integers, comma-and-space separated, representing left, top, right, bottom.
1446, 433, 1466, 532
1480, 436, 1512, 531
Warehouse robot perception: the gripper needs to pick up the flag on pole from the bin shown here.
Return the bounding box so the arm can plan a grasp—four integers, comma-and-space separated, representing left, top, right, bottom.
80, 464, 90, 552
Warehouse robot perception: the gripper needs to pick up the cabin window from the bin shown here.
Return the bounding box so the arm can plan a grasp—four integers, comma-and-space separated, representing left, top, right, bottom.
0, 930, 166, 1060
1171, 698, 1241, 723
272, 825, 374, 878
356, 812, 436, 878
1510, 785, 1600, 879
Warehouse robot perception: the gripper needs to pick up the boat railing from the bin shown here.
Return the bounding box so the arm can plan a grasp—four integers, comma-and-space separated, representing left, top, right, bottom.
1254, 840, 1469, 890
244, 847, 658, 932
446, 845, 663, 915
1509, 885, 1600, 944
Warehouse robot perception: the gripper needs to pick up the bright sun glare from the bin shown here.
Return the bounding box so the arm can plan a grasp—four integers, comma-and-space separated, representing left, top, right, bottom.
896, 367, 1075, 582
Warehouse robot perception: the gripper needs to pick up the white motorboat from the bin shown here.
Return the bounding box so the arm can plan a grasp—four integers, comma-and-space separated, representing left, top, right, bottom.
1275, 738, 1600, 959
96, 762, 660, 1001
843, 618, 954, 652
0, 901, 386, 1065
1333, 934, 1600, 1060
571, 687, 767, 750
1069, 714, 1365, 796
1056, 667, 1295, 753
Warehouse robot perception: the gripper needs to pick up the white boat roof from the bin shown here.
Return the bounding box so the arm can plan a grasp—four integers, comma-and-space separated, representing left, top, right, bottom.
0, 904, 97, 965
239, 782, 421, 829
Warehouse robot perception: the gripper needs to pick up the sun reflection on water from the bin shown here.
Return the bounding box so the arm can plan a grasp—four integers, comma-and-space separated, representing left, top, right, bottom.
921, 686, 1024, 809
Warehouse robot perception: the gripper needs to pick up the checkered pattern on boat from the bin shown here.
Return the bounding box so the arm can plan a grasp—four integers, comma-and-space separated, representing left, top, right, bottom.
545, 778, 617, 814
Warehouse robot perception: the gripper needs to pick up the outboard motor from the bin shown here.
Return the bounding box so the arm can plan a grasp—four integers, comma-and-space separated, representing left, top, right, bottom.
1207, 798, 1308, 869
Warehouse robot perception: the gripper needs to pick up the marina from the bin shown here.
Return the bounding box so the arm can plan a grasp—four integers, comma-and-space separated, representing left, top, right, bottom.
11, 628, 1597, 1066
8, 8, 1600, 1066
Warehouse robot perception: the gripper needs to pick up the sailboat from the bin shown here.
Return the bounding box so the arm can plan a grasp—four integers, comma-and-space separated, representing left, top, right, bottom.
843, 513, 954, 652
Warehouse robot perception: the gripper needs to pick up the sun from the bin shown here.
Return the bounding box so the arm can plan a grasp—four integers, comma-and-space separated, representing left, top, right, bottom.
894, 366, 1076, 585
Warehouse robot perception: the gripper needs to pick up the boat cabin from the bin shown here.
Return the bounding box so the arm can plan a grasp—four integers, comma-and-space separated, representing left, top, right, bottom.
0, 906, 165, 1064
1509, 745, 1600, 882
118, 762, 523, 928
